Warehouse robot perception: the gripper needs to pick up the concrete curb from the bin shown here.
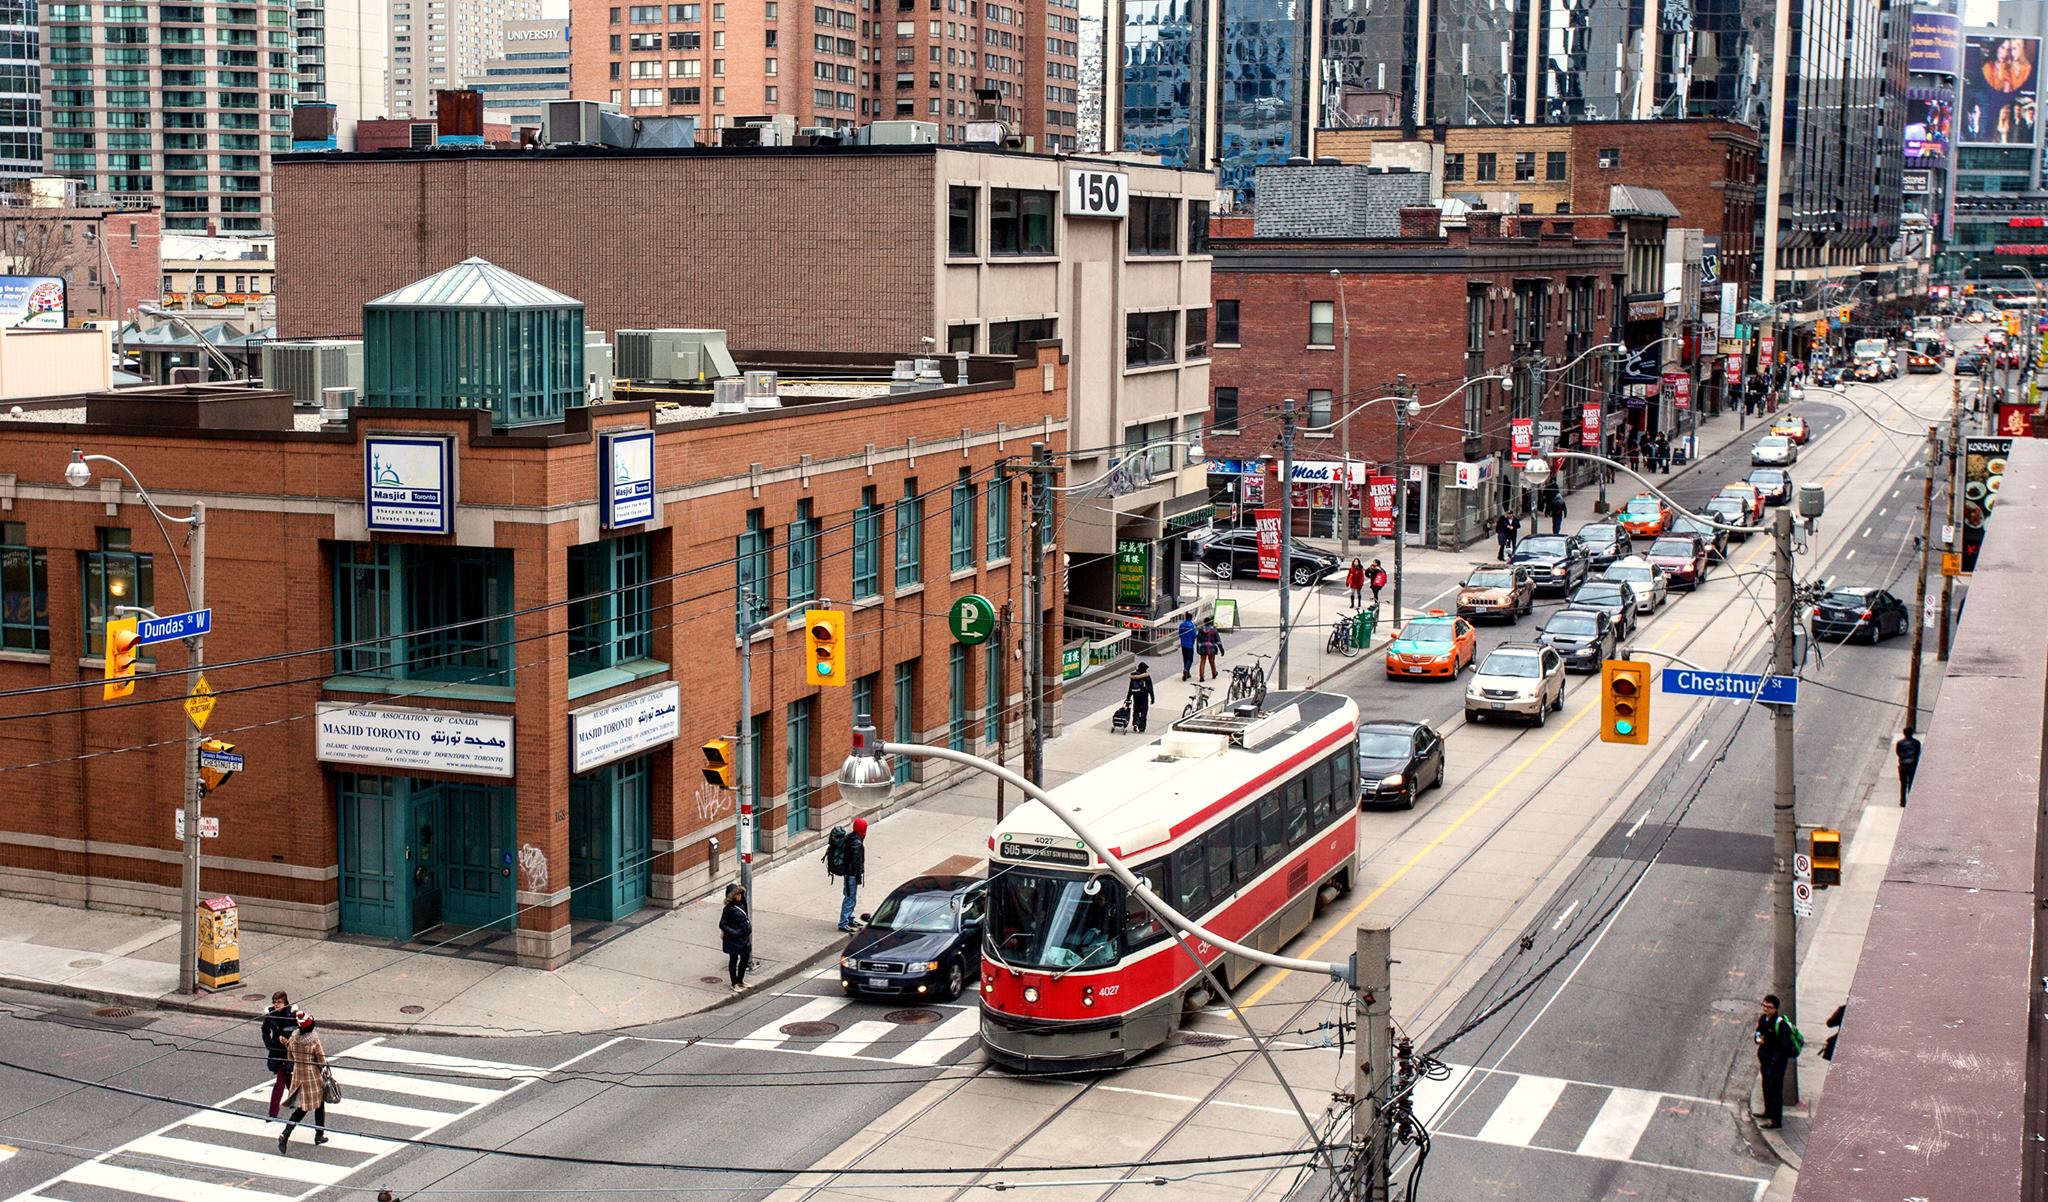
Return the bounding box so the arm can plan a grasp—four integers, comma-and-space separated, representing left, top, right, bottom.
1749, 1077, 1806, 1171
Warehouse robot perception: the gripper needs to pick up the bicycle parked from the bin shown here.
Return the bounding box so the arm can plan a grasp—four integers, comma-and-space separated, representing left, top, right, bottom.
1326, 605, 1379, 658
1227, 654, 1269, 710
1183, 682, 1215, 718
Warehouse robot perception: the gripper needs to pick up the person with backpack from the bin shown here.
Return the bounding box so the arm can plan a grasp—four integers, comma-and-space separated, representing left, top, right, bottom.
831, 817, 868, 932
1366, 560, 1387, 608
1345, 559, 1366, 609
1754, 993, 1802, 1129
1195, 619, 1223, 682
262, 990, 297, 1119
1125, 663, 1156, 733
1176, 614, 1198, 682
719, 884, 752, 993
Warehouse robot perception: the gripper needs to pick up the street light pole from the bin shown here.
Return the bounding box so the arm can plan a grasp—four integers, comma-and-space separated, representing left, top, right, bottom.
1906, 423, 1937, 732
1769, 503, 1800, 1105
736, 595, 835, 900
1333, 269, 1353, 555
1391, 379, 1415, 626
1277, 397, 1297, 689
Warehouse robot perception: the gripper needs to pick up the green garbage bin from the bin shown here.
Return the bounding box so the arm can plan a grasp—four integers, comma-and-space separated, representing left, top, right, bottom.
1353, 607, 1376, 648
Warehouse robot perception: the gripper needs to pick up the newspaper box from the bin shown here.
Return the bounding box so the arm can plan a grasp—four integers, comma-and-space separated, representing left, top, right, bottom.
195, 895, 240, 991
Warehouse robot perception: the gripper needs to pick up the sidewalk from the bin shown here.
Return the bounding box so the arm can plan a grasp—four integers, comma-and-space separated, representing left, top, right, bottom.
0, 406, 1768, 1036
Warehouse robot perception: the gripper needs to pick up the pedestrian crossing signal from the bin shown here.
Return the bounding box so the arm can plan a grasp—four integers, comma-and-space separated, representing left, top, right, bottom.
702, 737, 736, 788
805, 608, 847, 687
102, 616, 140, 700
1810, 827, 1841, 887
1601, 659, 1651, 745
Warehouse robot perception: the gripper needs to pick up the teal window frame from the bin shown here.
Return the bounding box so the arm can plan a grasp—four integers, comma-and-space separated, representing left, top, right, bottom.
948, 643, 967, 750
983, 640, 1000, 740
986, 472, 1010, 561
331, 543, 514, 687
1, 522, 50, 653
892, 660, 915, 784
736, 509, 770, 632
787, 499, 818, 605
785, 696, 814, 834
568, 533, 653, 677
853, 672, 877, 732
852, 487, 882, 600
81, 528, 152, 656
894, 478, 923, 588
950, 470, 976, 572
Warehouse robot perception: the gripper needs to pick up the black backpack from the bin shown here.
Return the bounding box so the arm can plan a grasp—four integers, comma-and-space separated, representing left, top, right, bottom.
824, 826, 850, 876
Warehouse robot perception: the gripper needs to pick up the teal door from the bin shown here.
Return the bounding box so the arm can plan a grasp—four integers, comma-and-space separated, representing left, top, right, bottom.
338, 775, 408, 939
410, 788, 443, 934
440, 783, 515, 932
569, 756, 651, 922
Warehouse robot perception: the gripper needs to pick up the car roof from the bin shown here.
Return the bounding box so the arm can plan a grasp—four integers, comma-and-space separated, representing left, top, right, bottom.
887, 874, 984, 894
1546, 607, 1605, 621
1484, 641, 1547, 654
1607, 555, 1656, 569
1467, 561, 1514, 572
1358, 719, 1428, 736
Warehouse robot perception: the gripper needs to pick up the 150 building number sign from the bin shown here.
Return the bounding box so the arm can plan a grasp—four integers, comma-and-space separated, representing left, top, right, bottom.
1065, 168, 1129, 219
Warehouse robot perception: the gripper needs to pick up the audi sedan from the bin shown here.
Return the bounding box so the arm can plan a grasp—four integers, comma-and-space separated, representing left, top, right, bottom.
1535, 608, 1621, 673
840, 875, 984, 1001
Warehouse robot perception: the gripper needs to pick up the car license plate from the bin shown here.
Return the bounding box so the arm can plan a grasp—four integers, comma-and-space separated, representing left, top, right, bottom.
1490, 701, 1506, 710
1407, 667, 1424, 674
867, 977, 888, 989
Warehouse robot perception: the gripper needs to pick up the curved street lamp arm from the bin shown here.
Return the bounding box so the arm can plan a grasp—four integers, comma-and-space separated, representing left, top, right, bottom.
74, 451, 198, 606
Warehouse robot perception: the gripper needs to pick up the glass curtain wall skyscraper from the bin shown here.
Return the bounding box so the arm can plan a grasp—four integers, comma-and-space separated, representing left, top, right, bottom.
0, 0, 37, 179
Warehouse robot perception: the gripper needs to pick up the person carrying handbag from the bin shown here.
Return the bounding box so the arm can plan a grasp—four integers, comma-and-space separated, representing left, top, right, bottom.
277, 1012, 332, 1155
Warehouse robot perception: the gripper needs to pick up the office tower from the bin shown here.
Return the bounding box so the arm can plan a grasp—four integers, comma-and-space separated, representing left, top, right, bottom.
388, 0, 541, 120
297, 0, 390, 149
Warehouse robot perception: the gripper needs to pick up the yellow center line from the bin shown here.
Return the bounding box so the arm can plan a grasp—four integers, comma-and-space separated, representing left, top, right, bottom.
1241, 621, 1686, 1008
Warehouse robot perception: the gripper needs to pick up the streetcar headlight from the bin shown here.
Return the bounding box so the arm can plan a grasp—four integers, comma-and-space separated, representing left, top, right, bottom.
1082, 987, 1095, 1008
1023, 986, 1040, 1003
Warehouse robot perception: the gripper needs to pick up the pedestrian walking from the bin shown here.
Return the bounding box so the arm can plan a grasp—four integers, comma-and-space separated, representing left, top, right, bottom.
1545, 482, 1564, 535
720, 884, 752, 992
1821, 1003, 1846, 1062
1753, 994, 1801, 1130
1655, 433, 1672, 474
1495, 511, 1516, 560
262, 991, 296, 1119
276, 1012, 330, 1155
1125, 663, 1156, 733
1895, 726, 1921, 806
1367, 560, 1387, 607
836, 817, 867, 931
1345, 559, 1366, 609
1176, 614, 1198, 681
1195, 618, 1223, 681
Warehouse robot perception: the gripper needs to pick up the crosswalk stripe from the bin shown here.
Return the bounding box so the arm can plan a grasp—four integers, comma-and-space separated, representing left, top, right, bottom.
48, 1160, 296, 1202
733, 997, 841, 1050
331, 1041, 538, 1079
1574, 1087, 1662, 1160
177, 1110, 385, 1154
123, 1134, 356, 1186
321, 1068, 505, 1105
813, 1020, 896, 1059
1475, 1074, 1568, 1146
287, 1095, 470, 1131
1408, 1064, 1473, 1127
892, 1007, 981, 1066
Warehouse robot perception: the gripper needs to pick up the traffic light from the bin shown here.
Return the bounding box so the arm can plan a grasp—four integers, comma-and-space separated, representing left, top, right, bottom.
1600, 659, 1652, 745
804, 607, 847, 687
1810, 827, 1842, 887
1838, 305, 1853, 323
102, 615, 140, 700
702, 737, 735, 788
198, 738, 239, 794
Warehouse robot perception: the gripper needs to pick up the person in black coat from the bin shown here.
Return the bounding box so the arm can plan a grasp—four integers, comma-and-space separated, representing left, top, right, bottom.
720, 884, 752, 993
1126, 663, 1156, 733
261, 990, 296, 1118
1754, 993, 1800, 1129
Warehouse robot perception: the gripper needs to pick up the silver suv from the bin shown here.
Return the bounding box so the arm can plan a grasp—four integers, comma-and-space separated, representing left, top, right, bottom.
1465, 643, 1567, 725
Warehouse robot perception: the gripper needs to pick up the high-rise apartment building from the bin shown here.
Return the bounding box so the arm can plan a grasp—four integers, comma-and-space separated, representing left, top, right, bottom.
0, 0, 38, 179
296, 0, 389, 149
566, 0, 1079, 149
42, 0, 296, 233
465, 17, 569, 127
388, 0, 541, 120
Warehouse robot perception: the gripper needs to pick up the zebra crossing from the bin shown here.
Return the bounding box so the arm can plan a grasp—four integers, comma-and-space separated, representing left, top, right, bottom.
705, 994, 983, 1066
3, 1038, 581, 1202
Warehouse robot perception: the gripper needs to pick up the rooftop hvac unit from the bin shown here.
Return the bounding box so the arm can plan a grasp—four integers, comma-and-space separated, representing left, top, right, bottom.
615, 328, 738, 383
542, 100, 616, 146
408, 121, 437, 149
711, 378, 748, 414
861, 120, 939, 146
261, 339, 363, 408
584, 336, 614, 403
742, 369, 780, 409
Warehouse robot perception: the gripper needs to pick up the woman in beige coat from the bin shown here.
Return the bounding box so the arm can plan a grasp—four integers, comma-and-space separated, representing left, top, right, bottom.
277, 1012, 329, 1154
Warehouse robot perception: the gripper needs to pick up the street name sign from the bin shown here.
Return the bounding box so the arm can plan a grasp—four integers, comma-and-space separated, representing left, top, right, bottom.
1659, 668, 1798, 705
137, 608, 211, 645
198, 748, 244, 773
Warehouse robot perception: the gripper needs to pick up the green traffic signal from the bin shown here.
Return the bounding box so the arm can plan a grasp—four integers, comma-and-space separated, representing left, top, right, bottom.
1614, 719, 1634, 736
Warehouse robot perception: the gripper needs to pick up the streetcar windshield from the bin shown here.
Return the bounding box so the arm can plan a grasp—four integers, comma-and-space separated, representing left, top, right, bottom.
986, 870, 1120, 970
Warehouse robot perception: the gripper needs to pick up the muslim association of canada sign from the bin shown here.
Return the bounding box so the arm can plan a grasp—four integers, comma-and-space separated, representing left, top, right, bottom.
315, 703, 514, 777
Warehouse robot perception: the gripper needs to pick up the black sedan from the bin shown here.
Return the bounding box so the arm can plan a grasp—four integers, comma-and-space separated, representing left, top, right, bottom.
1566, 579, 1638, 639
1576, 522, 1634, 571
840, 875, 984, 1000
1811, 586, 1911, 643
1747, 468, 1794, 506
1511, 534, 1592, 595
1669, 513, 1730, 561
1355, 719, 1445, 810
1197, 529, 1342, 586
1536, 607, 1621, 672
1702, 495, 1754, 540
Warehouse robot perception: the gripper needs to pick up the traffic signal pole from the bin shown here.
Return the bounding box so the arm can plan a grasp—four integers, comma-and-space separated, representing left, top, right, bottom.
1770, 504, 1799, 1105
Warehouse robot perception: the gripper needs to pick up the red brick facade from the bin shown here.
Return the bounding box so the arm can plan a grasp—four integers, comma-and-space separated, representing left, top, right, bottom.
352, 118, 519, 152
1568, 119, 1760, 300
0, 204, 162, 322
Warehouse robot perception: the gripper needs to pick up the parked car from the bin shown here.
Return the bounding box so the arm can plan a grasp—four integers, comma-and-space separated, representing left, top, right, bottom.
1465, 644, 1567, 726
1510, 533, 1592, 595
1536, 607, 1621, 673
1810, 586, 1911, 643
1669, 512, 1730, 561
1751, 435, 1798, 466
1602, 555, 1669, 612
1354, 719, 1445, 809
1576, 522, 1633, 570
840, 875, 985, 1000
1617, 493, 1672, 539
1566, 579, 1638, 639
1702, 495, 1754, 539
1197, 529, 1341, 586
1456, 562, 1535, 621
1747, 468, 1794, 505
1644, 532, 1711, 589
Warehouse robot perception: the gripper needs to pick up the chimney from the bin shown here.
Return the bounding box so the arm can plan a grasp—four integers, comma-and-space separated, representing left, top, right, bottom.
436, 90, 484, 145
1469, 210, 1504, 239
1397, 205, 1440, 238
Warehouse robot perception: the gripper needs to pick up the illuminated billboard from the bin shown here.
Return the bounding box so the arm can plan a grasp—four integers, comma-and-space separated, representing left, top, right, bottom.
0, 276, 66, 329
1905, 90, 1955, 161
1909, 11, 1963, 75
1961, 34, 2038, 145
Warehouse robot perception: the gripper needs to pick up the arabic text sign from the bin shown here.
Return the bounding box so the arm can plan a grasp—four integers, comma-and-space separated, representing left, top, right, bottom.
570, 682, 680, 773
315, 702, 513, 777
365, 435, 456, 533
600, 428, 656, 529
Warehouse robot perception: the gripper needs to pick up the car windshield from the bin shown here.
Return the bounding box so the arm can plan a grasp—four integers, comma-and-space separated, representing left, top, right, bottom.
1759, 437, 1787, 448
1517, 537, 1566, 556
1607, 563, 1649, 580
1548, 612, 1599, 636
1356, 730, 1413, 758
1400, 618, 1454, 642
1466, 570, 1513, 588
1581, 524, 1620, 539
870, 888, 965, 933
1751, 471, 1786, 486
1649, 538, 1695, 557
1575, 583, 1624, 604
986, 870, 1119, 970
1479, 651, 1542, 678
1624, 497, 1660, 515
1705, 500, 1742, 518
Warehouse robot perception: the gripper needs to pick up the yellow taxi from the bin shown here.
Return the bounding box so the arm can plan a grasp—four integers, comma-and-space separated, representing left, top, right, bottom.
1770, 414, 1810, 444
1717, 481, 1765, 523
1617, 493, 1671, 539
1385, 611, 1478, 680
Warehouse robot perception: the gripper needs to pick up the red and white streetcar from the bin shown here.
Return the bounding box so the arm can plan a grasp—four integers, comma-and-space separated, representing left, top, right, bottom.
979, 690, 1361, 1073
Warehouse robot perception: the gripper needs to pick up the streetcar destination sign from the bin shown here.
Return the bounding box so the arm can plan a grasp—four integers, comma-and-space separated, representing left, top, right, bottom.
1659, 668, 1798, 705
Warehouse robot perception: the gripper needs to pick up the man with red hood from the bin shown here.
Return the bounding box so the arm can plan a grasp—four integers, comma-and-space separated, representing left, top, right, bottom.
838, 816, 868, 931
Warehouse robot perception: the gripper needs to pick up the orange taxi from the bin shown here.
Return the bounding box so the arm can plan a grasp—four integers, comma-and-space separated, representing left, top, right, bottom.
1770, 414, 1810, 444
1717, 482, 1765, 523
1617, 493, 1671, 539
1385, 611, 1478, 680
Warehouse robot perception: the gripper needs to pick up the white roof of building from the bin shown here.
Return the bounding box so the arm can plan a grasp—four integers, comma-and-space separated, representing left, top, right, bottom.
368, 257, 582, 310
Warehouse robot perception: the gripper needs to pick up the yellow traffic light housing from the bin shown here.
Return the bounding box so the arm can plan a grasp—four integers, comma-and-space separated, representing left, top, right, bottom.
1810, 827, 1842, 887
804, 608, 847, 687
702, 737, 736, 788
1600, 659, 1651, 745
198, 738, 239, 794
103, 616, 140, 700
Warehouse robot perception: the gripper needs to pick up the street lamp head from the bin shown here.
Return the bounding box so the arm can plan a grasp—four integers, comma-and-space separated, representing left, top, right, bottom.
1329, 268, 1340, 278
1184, 440, 1205, 464
1405, 399, 1421, 417
1499, 374, 1513, 395
835, 714, 895, 808
1520, 456, 1553, 486
64, 450, 90, 489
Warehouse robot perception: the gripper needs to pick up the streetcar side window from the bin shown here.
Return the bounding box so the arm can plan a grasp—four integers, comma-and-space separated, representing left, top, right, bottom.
1284, 777, 1310, 847
1207, 829, 1236, 903
1124, 860, 1170, 948
1174, 842, 1210, 916
1332, 746, 1357, 812
1309, 767, 1334, 827
1232, 809, 1258, 883
1257, 793, 1285, 865
1309, 759, 1333, 819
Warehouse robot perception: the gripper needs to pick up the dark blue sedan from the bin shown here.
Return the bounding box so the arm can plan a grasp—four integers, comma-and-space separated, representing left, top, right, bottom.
839, 874, 985, 1001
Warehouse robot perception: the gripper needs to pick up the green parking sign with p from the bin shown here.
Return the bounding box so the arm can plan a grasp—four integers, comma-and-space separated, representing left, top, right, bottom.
948, 593, 997, 645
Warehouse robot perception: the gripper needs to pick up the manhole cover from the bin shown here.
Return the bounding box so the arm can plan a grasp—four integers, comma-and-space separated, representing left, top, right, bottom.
1180, 1032, 1231, 1048
399, 1005, 426, 1015
92, 1007, 136, 1019
242, 993, 266, 1002
780, 1020, 839, 1039
701, 976, 726, 986
884, 1008, 943, 1025
67, 959, 103, 970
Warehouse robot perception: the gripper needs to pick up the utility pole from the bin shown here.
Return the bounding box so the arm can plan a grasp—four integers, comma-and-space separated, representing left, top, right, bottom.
1940, 392, 1960, 660
1277, 397, 1297, 689
1391, 375, 1414, 625
1024, 441, 1050, 786
1334, 270, 1354, 555
1906, 423, 1937, 731
1770, 503, 1799, 1105
178, 502, 206, 995
1354, 923, 1394, 1202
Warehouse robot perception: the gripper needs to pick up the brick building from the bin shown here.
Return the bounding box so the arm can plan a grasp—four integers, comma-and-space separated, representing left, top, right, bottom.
272, 142, 1212, 620
0, 258, 1066, 968
1206, 206, 1626, 548
352, 117, 520, 151
567, 0, 1080, 150
0, 188, 161, 323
